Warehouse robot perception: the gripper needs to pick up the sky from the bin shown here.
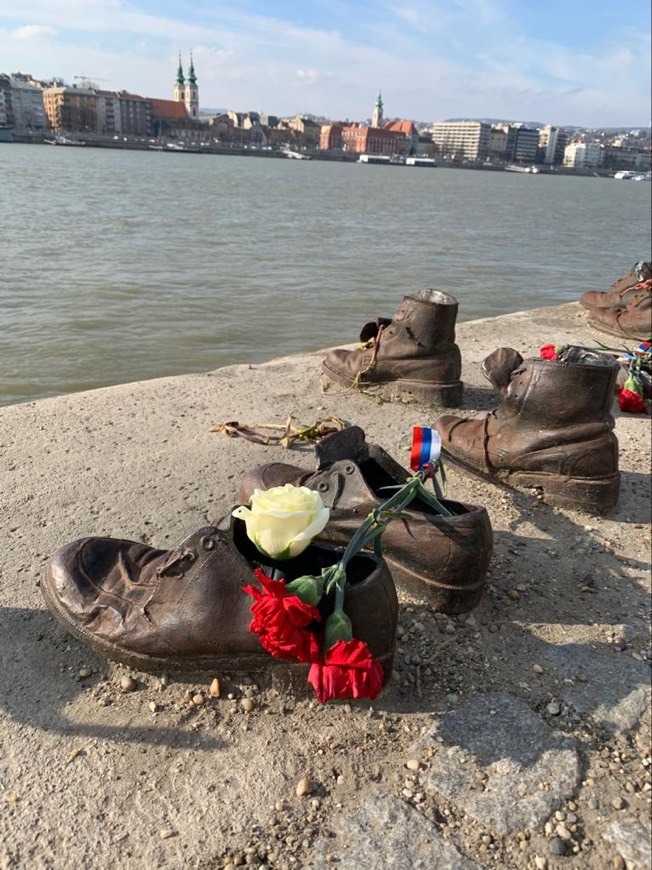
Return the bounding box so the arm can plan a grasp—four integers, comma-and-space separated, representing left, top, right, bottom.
0, 0, 650, 128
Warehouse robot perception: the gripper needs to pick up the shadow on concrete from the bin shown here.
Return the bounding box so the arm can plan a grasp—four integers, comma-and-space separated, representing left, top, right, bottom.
370, 484, 650, 739
457, 383, 500, 412
1, 606, 224, 750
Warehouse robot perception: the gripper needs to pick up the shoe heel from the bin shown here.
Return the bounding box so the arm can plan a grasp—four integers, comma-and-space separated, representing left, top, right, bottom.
508, 471, 621, 515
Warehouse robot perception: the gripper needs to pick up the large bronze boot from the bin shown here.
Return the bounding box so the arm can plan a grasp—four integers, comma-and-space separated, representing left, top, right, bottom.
434, 347, 621, 515
321, 289, 464, 407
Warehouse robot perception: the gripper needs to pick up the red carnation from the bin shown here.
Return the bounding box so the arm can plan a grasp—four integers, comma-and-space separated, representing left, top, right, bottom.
617, 388, 647, 414
243, 568, 322, 663
307, 638, 384, 703
539, 344, 557, 360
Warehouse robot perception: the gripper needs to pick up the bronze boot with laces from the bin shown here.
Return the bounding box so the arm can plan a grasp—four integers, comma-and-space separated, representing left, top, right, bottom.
321, 289, 464, 407
579, 261, 651, 309
41, 515, 398, 679
587, 282, 652, 342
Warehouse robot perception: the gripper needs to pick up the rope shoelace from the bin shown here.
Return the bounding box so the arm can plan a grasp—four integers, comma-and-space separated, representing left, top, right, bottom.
211, 414, 346, 449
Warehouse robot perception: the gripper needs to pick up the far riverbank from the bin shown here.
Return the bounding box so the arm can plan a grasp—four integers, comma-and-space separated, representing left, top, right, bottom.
3, 131, 621, 177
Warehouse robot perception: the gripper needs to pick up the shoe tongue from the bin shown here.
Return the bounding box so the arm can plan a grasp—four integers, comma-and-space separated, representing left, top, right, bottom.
315, 425, 369, 469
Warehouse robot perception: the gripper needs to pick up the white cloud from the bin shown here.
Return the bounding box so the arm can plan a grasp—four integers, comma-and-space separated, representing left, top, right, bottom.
12, 24, 57, 40
0, 1, 649, 125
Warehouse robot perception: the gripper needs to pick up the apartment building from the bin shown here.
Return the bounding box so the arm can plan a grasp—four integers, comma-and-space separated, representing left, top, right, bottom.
43, 86, 98, 133
319, 123, 343, 150
563, 142, 604, 169
10, 76, 47, 131
0, 74, 13, 127
538, 125, 568, 165
340, 123, 410, 156
430, 121, 490, 160
118, 92, 152, 137
505, 124, 539, 163
488, 125, 507, 160
96, 90, 122, 136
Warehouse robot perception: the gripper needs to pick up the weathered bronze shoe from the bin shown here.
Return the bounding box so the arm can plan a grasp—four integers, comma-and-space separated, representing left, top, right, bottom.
435, 347, 621, 515
579, 261, 651, 309
588, 283, 652, 342
237, 427, 493, 614
41, 516, 398, 680
321, 289, 464, 407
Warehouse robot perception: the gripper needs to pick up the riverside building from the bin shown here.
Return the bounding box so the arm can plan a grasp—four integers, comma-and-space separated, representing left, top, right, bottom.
563, 141, 604, 169
431, 120, 490, 161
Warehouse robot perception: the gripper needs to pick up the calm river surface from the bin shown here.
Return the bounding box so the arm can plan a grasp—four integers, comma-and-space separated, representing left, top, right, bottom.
1, 144, 651, 406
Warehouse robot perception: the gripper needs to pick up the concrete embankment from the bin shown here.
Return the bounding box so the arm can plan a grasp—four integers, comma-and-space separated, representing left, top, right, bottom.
1, 302, 650, 868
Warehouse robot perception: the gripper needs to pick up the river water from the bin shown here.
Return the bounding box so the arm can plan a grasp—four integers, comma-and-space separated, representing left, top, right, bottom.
1, 144, 651, 406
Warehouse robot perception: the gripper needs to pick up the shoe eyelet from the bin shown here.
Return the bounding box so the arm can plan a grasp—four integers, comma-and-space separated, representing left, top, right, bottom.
201, 536, 216, 550
317, 481, 329, 492
343, 463, 356, 475
186, 551, 196, 562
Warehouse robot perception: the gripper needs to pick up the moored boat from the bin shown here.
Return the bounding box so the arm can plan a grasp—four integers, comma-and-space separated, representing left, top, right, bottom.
405, 156, 437, 168
358, 154, 392, 165
282, 149, 312, 160
45, 135, 87, 146
505, 164, 539, 174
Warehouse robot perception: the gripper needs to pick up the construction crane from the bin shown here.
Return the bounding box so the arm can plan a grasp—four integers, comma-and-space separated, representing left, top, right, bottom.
74, 75, 109, 89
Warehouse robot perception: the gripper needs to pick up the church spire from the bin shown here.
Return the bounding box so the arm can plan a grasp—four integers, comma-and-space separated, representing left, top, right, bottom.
184, 51, 199, 119
173, 53, 185, 102
372, 90, 383, 127
176, 53, 185, 87
187, 52, 197, 86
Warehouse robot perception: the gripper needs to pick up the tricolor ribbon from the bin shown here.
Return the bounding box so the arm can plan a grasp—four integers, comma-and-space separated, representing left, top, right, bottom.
410, 426, 442, 473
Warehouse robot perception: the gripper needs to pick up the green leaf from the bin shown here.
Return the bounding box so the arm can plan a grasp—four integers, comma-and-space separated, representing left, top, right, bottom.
323, 610, 353, 650
285, 574, 325, 606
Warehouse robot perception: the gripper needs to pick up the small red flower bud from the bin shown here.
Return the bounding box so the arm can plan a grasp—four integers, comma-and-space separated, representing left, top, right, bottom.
539, 344, 558, 360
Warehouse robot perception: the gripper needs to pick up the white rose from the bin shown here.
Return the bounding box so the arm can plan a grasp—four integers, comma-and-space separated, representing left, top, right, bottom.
232, 484, 330, 560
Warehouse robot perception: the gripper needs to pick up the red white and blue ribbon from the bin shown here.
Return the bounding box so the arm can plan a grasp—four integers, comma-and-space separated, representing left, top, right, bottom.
410, 426, 442, 473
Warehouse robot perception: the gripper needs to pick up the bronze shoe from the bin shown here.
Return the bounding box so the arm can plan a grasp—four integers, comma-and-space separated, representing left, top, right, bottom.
321, 289, 464, 407
435, 347, 621, 515
579, 261, 651, 309
41, 515, 398, 680
237, 427, 493, 614
588, 284, 652, 342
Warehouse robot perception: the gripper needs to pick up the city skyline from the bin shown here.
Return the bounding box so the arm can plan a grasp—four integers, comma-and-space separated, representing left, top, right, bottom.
0, 1, 651, 128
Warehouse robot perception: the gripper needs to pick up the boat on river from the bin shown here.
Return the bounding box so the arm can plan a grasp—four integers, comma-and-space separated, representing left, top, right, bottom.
282, 149, 312, 160
505, 164, 539, 174
405, 156, 437, 168
614, 170, 651, 181
357, 154, 391, 165
45, 135, 86, 146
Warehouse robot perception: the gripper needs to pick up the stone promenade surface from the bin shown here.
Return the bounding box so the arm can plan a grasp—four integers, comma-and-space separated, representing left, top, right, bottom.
1, 303, 650, 869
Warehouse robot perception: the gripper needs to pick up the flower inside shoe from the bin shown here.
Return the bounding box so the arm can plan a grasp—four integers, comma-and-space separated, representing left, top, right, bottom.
41, 515, 398, 680
237, 426, 494, 614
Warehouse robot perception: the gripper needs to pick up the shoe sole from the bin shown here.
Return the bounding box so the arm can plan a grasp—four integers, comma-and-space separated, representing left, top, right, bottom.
440, 449, 620, 516
40, 571, 276, 673
384, 555, 486, 614
588, 317, 651, 344
322, 367, 464, 408
40, 568, 396, 679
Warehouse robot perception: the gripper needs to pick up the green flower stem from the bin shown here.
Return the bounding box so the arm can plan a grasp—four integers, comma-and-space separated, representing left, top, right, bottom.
327, 469, 453, 612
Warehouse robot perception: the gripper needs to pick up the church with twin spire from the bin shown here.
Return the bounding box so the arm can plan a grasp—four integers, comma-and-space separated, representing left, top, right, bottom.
173, 54, 199, 119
